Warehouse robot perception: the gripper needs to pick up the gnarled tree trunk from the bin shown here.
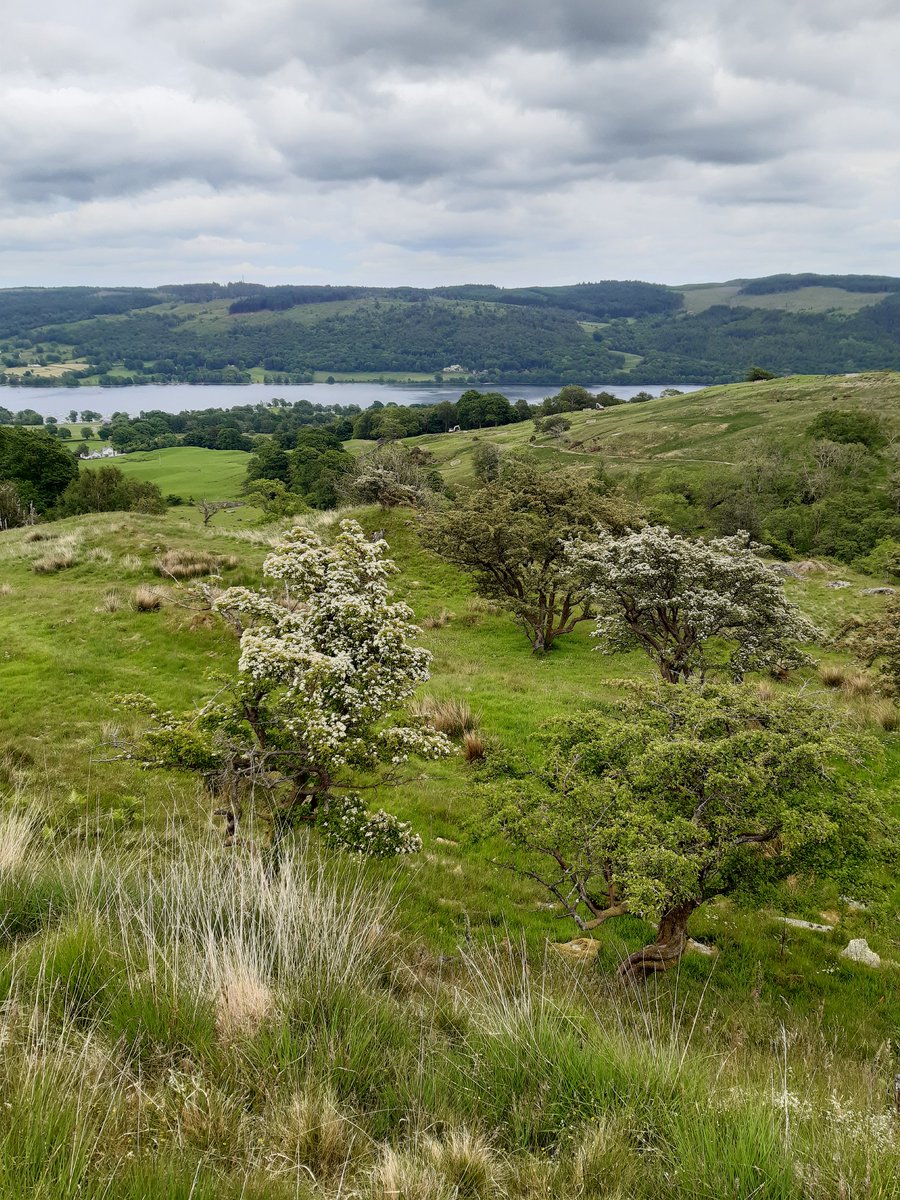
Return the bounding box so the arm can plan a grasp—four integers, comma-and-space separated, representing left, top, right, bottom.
618, 901, 697, 979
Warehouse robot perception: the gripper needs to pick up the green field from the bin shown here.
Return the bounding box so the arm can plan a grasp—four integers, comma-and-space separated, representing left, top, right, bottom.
102, 446, 250, 500
676, 282, 891, 315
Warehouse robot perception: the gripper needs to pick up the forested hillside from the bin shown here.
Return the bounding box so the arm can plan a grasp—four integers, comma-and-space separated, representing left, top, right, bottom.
4, 274, 900, 388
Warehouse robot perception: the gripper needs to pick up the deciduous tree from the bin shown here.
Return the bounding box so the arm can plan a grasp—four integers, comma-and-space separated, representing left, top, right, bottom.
419, 459, 633, 653
483, 684, 890, 978
120, 520, 450, 861
568, 526, 819, 682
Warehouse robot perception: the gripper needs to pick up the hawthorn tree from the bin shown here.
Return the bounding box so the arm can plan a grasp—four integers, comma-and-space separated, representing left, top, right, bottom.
568, 525, 819, 682
484, 684, 891, 978
120, 519, 451, 860
419, 458, 634, 653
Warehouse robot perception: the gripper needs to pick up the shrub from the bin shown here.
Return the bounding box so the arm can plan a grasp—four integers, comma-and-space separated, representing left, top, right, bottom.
58, 465, 166, 516
131, 585, 163, 612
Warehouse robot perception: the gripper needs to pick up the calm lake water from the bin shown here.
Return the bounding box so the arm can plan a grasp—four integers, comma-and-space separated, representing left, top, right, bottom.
0, 382, 704, 421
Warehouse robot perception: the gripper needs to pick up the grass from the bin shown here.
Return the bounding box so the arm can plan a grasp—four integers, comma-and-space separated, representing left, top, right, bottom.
0, 482, 898, 1193
100, 446, 251, 501
675, 283, 890, 315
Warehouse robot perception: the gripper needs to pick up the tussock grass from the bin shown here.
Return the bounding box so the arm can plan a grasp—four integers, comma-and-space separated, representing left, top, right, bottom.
422, 607, 454, 629
86, 547, 113, 565
155, 547, 222, 579
412, 695, 479, 739
840, 669, 874, 699
96, 590, 122, 613
119, 553, 142, 572
0, 818, 894, 1198
22, 527, 52, 543
0, 583, 11, 597
862, 699, 900, 731
130, 584, 163, 611
462, 730, 488, 762
32, 535, 81, 574
819, 663, 848, 688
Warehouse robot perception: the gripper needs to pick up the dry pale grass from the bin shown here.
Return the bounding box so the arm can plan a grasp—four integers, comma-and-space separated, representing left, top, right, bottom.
423, 1127, 500, 1198
412, 695, 479, 739
210, 942, 275, 1041
0, 809, 35, 876
374, 1147, 453, 1200
422, 608, 455, 630
272, 1085, 359, 1176
462, 731, 488, 762
120, 554, 142, 572
130, 584, 164, 612
86, 547, 112, 565
460, 596, 502, 626
22, 527, 52, 543
819, 663, 849, 688
155, 547, 222, 579
31, 535, 81, 573
96, 590, 122, 613
862, 699, 900, 732
754, 680, 777, 703
841, 670, 874, 699
0, 582, 12, 597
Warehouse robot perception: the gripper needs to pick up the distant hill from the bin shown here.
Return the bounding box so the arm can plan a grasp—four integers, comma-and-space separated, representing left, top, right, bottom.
3, 274, 900, 387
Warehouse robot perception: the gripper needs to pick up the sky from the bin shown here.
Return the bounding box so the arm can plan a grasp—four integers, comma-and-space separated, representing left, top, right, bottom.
3, 0, 900, 289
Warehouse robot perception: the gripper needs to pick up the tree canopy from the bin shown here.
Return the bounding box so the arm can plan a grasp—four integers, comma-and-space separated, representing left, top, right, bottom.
419, 458, 634, 652
483, 683, 892, 977
568, 526, 819, 682
120, 520, 450, 861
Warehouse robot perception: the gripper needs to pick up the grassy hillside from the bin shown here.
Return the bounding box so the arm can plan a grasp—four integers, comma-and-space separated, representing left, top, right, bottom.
0, 499, 898, 1196
403, 372, 900, 486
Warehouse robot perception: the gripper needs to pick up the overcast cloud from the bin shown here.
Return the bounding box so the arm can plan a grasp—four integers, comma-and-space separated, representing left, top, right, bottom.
2, 0, 899, 287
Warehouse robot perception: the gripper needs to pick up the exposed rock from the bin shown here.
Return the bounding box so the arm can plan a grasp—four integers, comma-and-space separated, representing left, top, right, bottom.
861, 587, 895, 595
840, 895, 869, 911
434, 836, 458, 846
779, 917, 834, 933
840, 938, 881, 967
769, 563, 799, 578
686, 938, 719, 957
826, 580, 852, 590
794, 560, 829, 575
552, 937, 600, 961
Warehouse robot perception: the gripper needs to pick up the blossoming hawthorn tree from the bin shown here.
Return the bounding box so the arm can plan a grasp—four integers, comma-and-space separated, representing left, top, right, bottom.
567, 525, 820, 682
120, 519, 451, 860
482, 684, 891, 979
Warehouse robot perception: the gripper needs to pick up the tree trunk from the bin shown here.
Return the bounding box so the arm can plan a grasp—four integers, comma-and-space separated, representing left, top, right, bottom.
618, 901, 697, 979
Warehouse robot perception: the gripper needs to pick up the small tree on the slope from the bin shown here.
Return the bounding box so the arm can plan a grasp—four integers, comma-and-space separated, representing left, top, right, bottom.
483, 683, 891, 978
344, 443, 443, 509
120, 519, 451, 860
568, 525, 820, 682
419, 458, 634, 653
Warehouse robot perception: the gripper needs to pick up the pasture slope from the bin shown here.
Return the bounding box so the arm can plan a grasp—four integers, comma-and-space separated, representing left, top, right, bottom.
0, 376, 898, 1197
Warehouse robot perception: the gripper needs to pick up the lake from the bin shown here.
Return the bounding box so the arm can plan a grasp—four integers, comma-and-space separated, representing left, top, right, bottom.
0, 381, 704, 421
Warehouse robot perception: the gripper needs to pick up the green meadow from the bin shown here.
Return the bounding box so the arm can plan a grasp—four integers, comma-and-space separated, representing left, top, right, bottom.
0, 377, 898, 1197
